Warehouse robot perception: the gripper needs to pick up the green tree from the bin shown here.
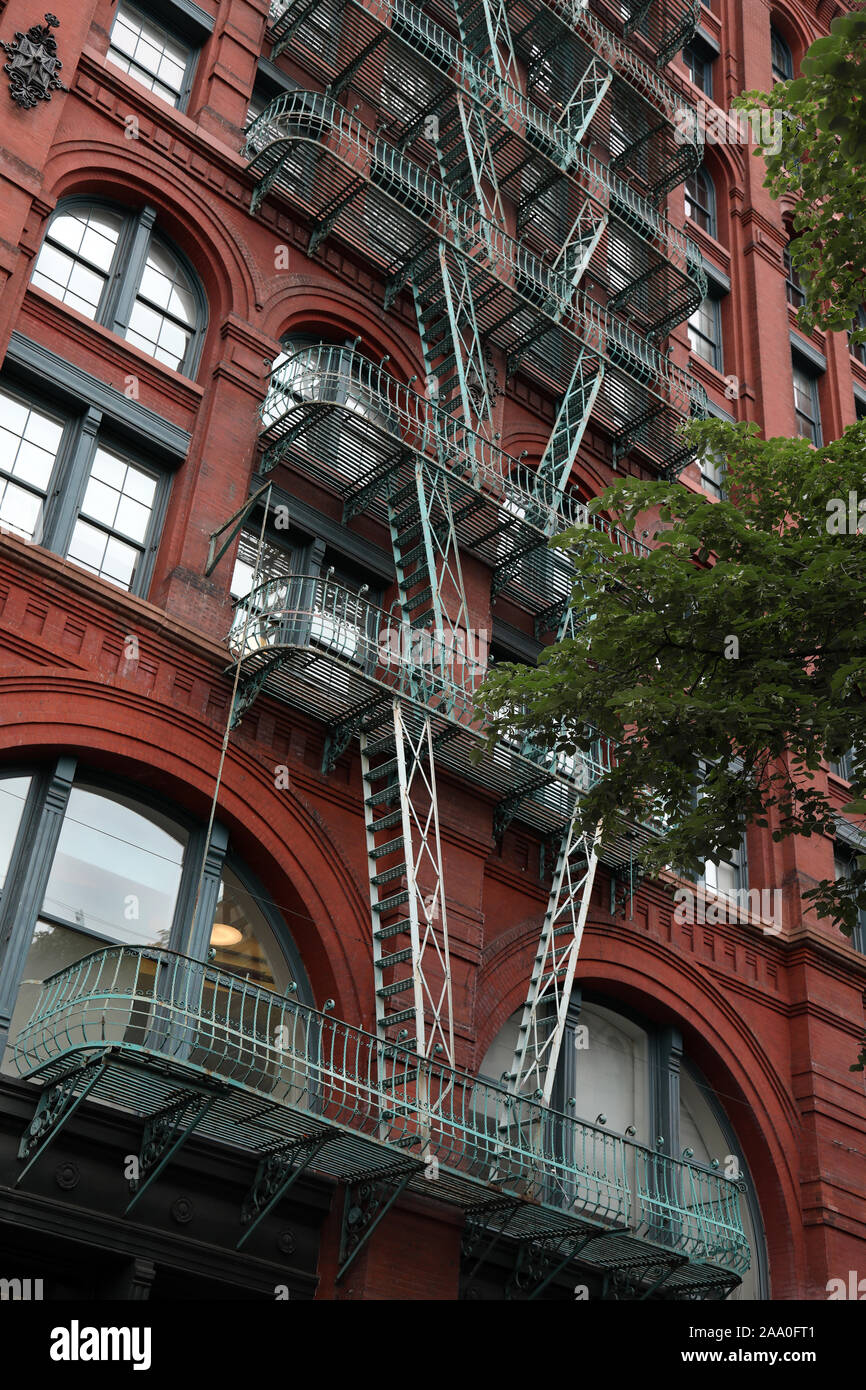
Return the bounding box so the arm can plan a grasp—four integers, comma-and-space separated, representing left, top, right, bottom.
736, 9, 866, 343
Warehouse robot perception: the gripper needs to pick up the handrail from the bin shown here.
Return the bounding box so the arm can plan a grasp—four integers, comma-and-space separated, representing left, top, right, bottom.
227, 570, 619, 786
244, 92, 706, 418
261, 342, 651, 557
12, 944, 751, 1274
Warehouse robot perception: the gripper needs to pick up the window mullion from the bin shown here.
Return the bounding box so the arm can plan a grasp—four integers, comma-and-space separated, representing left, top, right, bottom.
111, 206, 157, 336
0, 756, 77, 1048
46, 407, 102, 556
176, 821, 230, 962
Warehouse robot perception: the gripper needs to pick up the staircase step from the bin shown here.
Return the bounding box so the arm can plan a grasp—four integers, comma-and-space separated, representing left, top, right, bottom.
365, 785, 401, 808
374, 888, 411, 914
382, 1008, 416, 1028
378, 946, 413, 970
369, 836, 405, 862
363, 732, 397, 759
365, 756, 399, 784
371, 862, 406, 888
378, 977, 414, 998
368, 807, 405, 833
379, 1068, 420, 1089
375, 917, 413, 940
388, 479, 419, 510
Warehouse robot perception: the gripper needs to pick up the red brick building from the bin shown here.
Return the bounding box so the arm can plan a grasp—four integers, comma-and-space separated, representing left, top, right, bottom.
0, 0, 863, 1302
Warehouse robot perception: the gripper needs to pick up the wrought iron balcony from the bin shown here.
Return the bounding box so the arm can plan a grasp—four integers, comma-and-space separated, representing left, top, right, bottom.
245, 93, 707, 475
268, 0, 702, 189
258, 343, 649, 621
590, 0, 701, 69
227, 571, 632, 845
12, 945, 750, 1293
266, 0, 705, 337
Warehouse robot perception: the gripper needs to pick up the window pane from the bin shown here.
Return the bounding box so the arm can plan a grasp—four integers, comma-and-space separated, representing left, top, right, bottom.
107, 3, 191, 106
31, 207, 122, 317
0, 390, 62, 539
0, 776, 32, 892
208, 866, 294, 992
43, 786, 187, 943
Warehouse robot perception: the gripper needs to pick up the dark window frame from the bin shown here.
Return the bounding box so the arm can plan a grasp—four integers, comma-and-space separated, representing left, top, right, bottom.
682, 37, 715, 97
792, 353, 823, 446
688, 289, 724, 371
684, 166, 717, 240
770, 26, 794, 84
32, 197, 208, 380
784, 246, 805, 309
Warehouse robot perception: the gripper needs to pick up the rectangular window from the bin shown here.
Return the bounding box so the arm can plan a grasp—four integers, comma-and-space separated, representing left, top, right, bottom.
0, 381, 168, 596
688, 293, 723, 370
0, 389, 65, 541
792, 359, 822, 445
683, 40, 714, 97
700, 449, 726, 499
107, 2, 194, 108
784, 248, 805, 309
701, 839, 746, 900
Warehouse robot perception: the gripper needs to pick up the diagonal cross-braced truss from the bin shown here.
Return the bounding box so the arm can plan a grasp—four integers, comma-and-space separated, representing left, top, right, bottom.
506, 811, 602, 1105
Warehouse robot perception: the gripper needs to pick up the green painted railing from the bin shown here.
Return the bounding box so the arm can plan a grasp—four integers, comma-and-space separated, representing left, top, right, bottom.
244, 92, 707, 421
228, 570, 617, 784
12, 945, 750, 1274
260, 342, 650, 557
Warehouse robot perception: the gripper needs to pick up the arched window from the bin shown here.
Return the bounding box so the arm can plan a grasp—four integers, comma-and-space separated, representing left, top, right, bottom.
31, 200, 207, 377
0, 762, 312, 1070
770, 26, 794, 83
479, 993, 766, 1296
684, 166, 717, 240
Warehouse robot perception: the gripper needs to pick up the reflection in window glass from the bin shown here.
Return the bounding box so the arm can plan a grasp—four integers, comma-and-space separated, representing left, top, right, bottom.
43, 786, 187, 944
209, 866, 293, 992
3, 920, 108, 1073
0, 776, 31, 891
31, 206, 123, 318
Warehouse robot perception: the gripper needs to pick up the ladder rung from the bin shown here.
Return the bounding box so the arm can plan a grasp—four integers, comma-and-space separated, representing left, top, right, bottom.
374, 918, 413, 940
378, 977, 414, 998
369, 835, 405, 860
378, 947, 413, 970
374, 889, 411, 914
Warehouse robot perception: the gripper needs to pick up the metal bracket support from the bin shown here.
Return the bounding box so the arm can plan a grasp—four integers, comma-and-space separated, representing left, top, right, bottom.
237, 1129, 334, 1249
125, 1090, 219, 1214
337, 1164, 419, 1281
16, 1060, 109, 1185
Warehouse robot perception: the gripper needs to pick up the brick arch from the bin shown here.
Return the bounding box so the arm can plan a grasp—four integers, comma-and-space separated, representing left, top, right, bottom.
0, 675, 373, 1027
260, 279, 425, 386
769, 2, 819, 64
474, 913, 805, 1295
40, 140, 259, 327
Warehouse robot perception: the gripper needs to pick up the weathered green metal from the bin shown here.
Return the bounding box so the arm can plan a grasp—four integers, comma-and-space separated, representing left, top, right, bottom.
244, 92, 707, 474
12, 946, 751, 1281
258, 344, 648, 623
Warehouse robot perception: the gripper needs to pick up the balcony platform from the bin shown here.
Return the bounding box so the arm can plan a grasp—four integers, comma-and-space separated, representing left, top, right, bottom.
245, 93, 706, 478
12, 947, 749, 1297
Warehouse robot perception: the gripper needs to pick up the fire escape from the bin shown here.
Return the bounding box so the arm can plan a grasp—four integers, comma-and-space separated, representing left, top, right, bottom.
10, 0, 750, 1299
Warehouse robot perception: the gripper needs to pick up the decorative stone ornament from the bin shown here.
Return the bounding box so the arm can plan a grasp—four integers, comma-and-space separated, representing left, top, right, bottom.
2, 13, 67, 109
